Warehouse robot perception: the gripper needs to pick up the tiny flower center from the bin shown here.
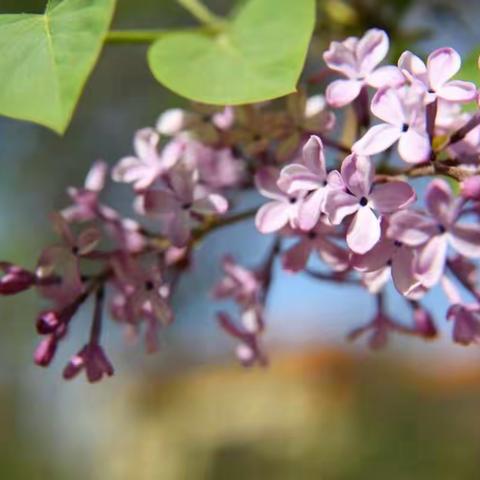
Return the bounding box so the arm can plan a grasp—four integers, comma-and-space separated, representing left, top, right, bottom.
307, 231, 317, 240
437, 224, 446, 234
289, 197, 297, 204
359, 196, 368, 207
71, 246, 80, 255
144, 280, 154, 291
401, 123, 409, 133
181, 202, 192, 210
394, 240, 402, 247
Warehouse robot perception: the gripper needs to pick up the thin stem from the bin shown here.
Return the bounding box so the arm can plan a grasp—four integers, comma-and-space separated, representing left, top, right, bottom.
105, 27, 204, 44
89, 286, 105, 345
176, 0, 226, 29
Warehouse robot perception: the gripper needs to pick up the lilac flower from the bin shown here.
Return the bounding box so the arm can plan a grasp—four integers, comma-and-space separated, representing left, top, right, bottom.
62, 161, 109, 223
324, 154, 416, 254
63, 343, 114, 383
143, 167, 228, 246
447, 304, 480, 345
281, 219, 349, 273
352, 219, 425, 298
323, 29, 404, 107
398, 48, 477, 103
212, 255, 262, 307
255, 167, 306, 234
217, 310, 267, 367
388, 179, 480, 288
348, 312, 410, 350
278, 135, 330, 231
112, 128, 182, 191
111, 255, 172, 326
182, 139, 243, 189
352, 87, 431, 163
35, 215, 99, 310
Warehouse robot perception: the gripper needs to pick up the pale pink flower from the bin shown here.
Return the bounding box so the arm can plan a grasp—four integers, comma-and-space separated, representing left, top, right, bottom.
281, 219, 349, 273
62, 161, 109, 223
352, 87, 431, 163
352, 219, 425, 298
324, 154, 416, 254
398, 48, 477, 103
112, 128, 182, 191
218, 310, 267, 367
255, 167, 306, 234
278, 135, 330, 231
212, 255, 262, 307
388, 179, 480, 288
143, 168, 228, 246
323, 29, 404, 107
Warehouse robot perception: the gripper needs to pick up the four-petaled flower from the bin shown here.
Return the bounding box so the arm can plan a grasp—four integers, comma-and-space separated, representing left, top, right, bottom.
324, 154, 416, 254
324, 28, 404, 107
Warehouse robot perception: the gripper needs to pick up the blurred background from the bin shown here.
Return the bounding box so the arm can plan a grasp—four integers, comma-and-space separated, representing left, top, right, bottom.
1, 0, 480, 478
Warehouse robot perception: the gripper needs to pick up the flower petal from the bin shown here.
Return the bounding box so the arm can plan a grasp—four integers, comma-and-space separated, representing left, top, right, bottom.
449, 223, 480, 258
371, 87, 406, 126
427, 47, 461, 91
341, 154, 373, 198
255, 167, 285, 201
324, 189, 359, 225
425, 179, 454, 226
298, 189, 326, 231
398, 50, 428, 84
302, 135, 326, 178
415, 235, 448, 288
387, 210, 438, 246
255, 201, 290, 234
366, 65, 405, 89
391, 247, 424, 298
352, 124, 401, 156
282, 240, 312, 272
397, 128, 430, 164
278, 164, 322, 193
370, 181, 416, 213
357, 28, 389, 76
326, 79, 363, 108
437, 80, 478, 103
346, 207, 381, 254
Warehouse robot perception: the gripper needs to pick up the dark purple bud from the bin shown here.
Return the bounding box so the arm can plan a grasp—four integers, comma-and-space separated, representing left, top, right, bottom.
0, 263, 35, 295
36, 310, 61, 334
34, 335, 58, 367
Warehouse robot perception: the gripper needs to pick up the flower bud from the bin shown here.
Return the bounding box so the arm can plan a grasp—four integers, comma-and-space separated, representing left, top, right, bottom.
413, 307, 437, 339
460, 176, 480, 200
0, 263, 35, 295
34, 335, 58, 367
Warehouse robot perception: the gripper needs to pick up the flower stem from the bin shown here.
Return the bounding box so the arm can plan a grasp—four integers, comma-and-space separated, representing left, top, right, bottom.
105, 28, 203, 44
176, 0, 226, 29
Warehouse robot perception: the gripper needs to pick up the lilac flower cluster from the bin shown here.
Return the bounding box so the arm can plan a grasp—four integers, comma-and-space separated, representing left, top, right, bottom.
3, 29, 480, 381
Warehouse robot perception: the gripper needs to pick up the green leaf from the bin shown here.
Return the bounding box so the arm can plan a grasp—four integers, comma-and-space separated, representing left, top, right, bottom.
0, 0, 116, 134
147, 0, 315, 105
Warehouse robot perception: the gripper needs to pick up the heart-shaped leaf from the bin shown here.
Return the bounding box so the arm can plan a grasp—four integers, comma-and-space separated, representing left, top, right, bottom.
148, 0, 315, 105
0, 0, 116, 134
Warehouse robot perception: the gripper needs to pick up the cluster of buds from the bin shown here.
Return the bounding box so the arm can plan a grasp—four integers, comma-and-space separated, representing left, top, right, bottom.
3, 29, 480, 381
